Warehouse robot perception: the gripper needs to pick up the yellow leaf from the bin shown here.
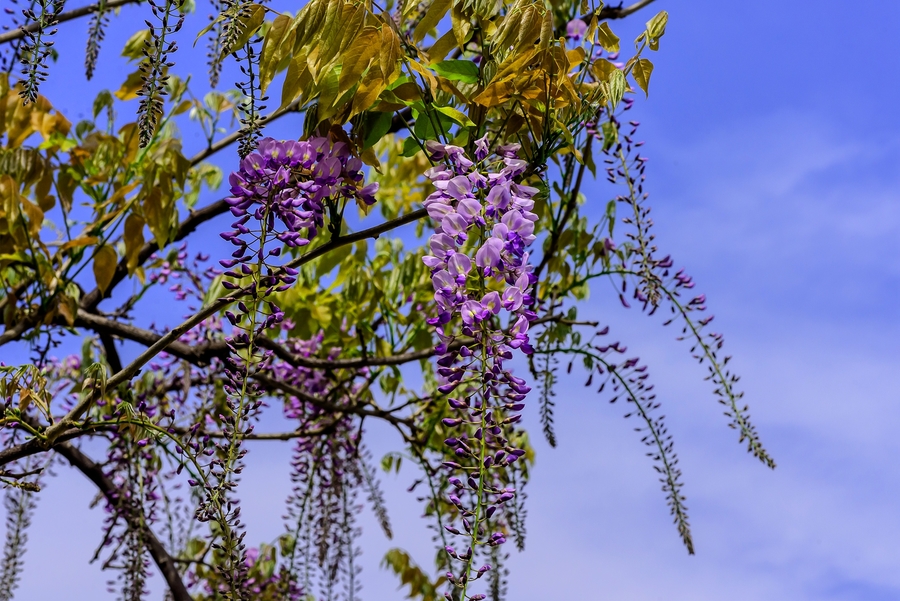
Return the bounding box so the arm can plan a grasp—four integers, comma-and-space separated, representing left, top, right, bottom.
450, 2, 472, 47
280, 50, 311, 109
172, 100, 192, 115
143, 187, 172, 249
380, 25, 401, 83
315, 65, 343, 122
645, 10, 668, 50
566, 47, 586, 69
472, 79, 515, 107
360, 146, 381, 172
539, 8, 553, 49
607, 68, 625, 110
260, 14, 294, 94
339, 27, 381, 97
115, 69, 146, 101
20, 197, 43, 238
57, 294, 76, 327
193, 14, 226, 47
596, 22, 620, 53
124, 214, 145, 274
350, 69, 387, 118
57, 236, 99, 253
436, 106, 474, 127
312, 0, 345, 76
427, 29, 457, 64
413, 0, 451, 44
591, 58, 617, 82
293, 0, 328, 52
493, 48, 537, 82
407, 61, 438, 97
122, 29, 152, 60
92, 245, 118, 295
632, 58, 653, 97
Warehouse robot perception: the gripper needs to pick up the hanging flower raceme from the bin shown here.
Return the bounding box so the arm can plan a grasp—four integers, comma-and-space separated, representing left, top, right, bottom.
204, 136, 379, 598
420, 139, 539, 599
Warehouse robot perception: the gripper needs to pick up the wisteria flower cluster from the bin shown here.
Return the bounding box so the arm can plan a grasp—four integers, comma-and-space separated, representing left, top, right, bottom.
420, 139, 539, 599
202, 135, 380, 597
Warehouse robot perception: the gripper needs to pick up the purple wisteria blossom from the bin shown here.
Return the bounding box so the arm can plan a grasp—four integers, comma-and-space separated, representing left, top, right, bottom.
420, 138, 539, 599
566, 18, 587, 41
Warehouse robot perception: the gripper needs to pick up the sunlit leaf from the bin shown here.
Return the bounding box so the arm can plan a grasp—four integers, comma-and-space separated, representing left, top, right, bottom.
339, 27, 381, 97
596, 22, 620, 54
259, 14, 294, 94
413, 0, 451, 44
632, 58, 653, 97
646, 10, 668, 50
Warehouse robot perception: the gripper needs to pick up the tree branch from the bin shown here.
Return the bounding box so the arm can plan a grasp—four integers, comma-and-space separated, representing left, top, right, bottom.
54, 441, 192, 601
0, 0, 145, 45
39, 208, 428, 448
189, 98, 303, 167
592, 0, 658, 21
80, 198, 230, 311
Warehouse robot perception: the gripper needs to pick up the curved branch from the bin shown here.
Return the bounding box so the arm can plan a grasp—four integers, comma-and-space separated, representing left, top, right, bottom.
80, 198, 229, 311
589, 0, 658, 21
38, 208, 429, 448
54, 441, 192, 601
189, 98, 303, 167
0, 0, 144, 45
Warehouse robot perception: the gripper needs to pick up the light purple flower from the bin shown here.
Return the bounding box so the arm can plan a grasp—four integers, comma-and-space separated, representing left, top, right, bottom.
566, 18, 587, 41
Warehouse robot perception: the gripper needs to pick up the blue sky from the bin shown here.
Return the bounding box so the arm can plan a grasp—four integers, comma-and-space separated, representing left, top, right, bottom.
4, 1, 900, 599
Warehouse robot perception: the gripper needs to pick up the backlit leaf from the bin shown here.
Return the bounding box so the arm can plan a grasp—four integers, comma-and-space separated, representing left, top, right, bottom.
632, 58, 653, 97
431, 60, 479, 84
646, 10, 668, 50
413, 0, 451, 44
607, 68, 625, 110
121, 29, 151, 61
435, 106, 474, 127
259, 14, 294, 94
380, 26, 402, 84
339, 27, 381, 97
596, 22, 620, 53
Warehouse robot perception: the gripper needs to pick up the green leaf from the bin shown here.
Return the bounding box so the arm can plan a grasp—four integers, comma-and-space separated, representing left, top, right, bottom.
401, 136, 421, 157
362, 111, 394, 150
92, 90, 114, 119
600, 120, 617, 151
607, 68, 625, 111
413, 109, 455, 141
632, 58, 653, 97
435, 106, 474, 127
431, 59, 479, 84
